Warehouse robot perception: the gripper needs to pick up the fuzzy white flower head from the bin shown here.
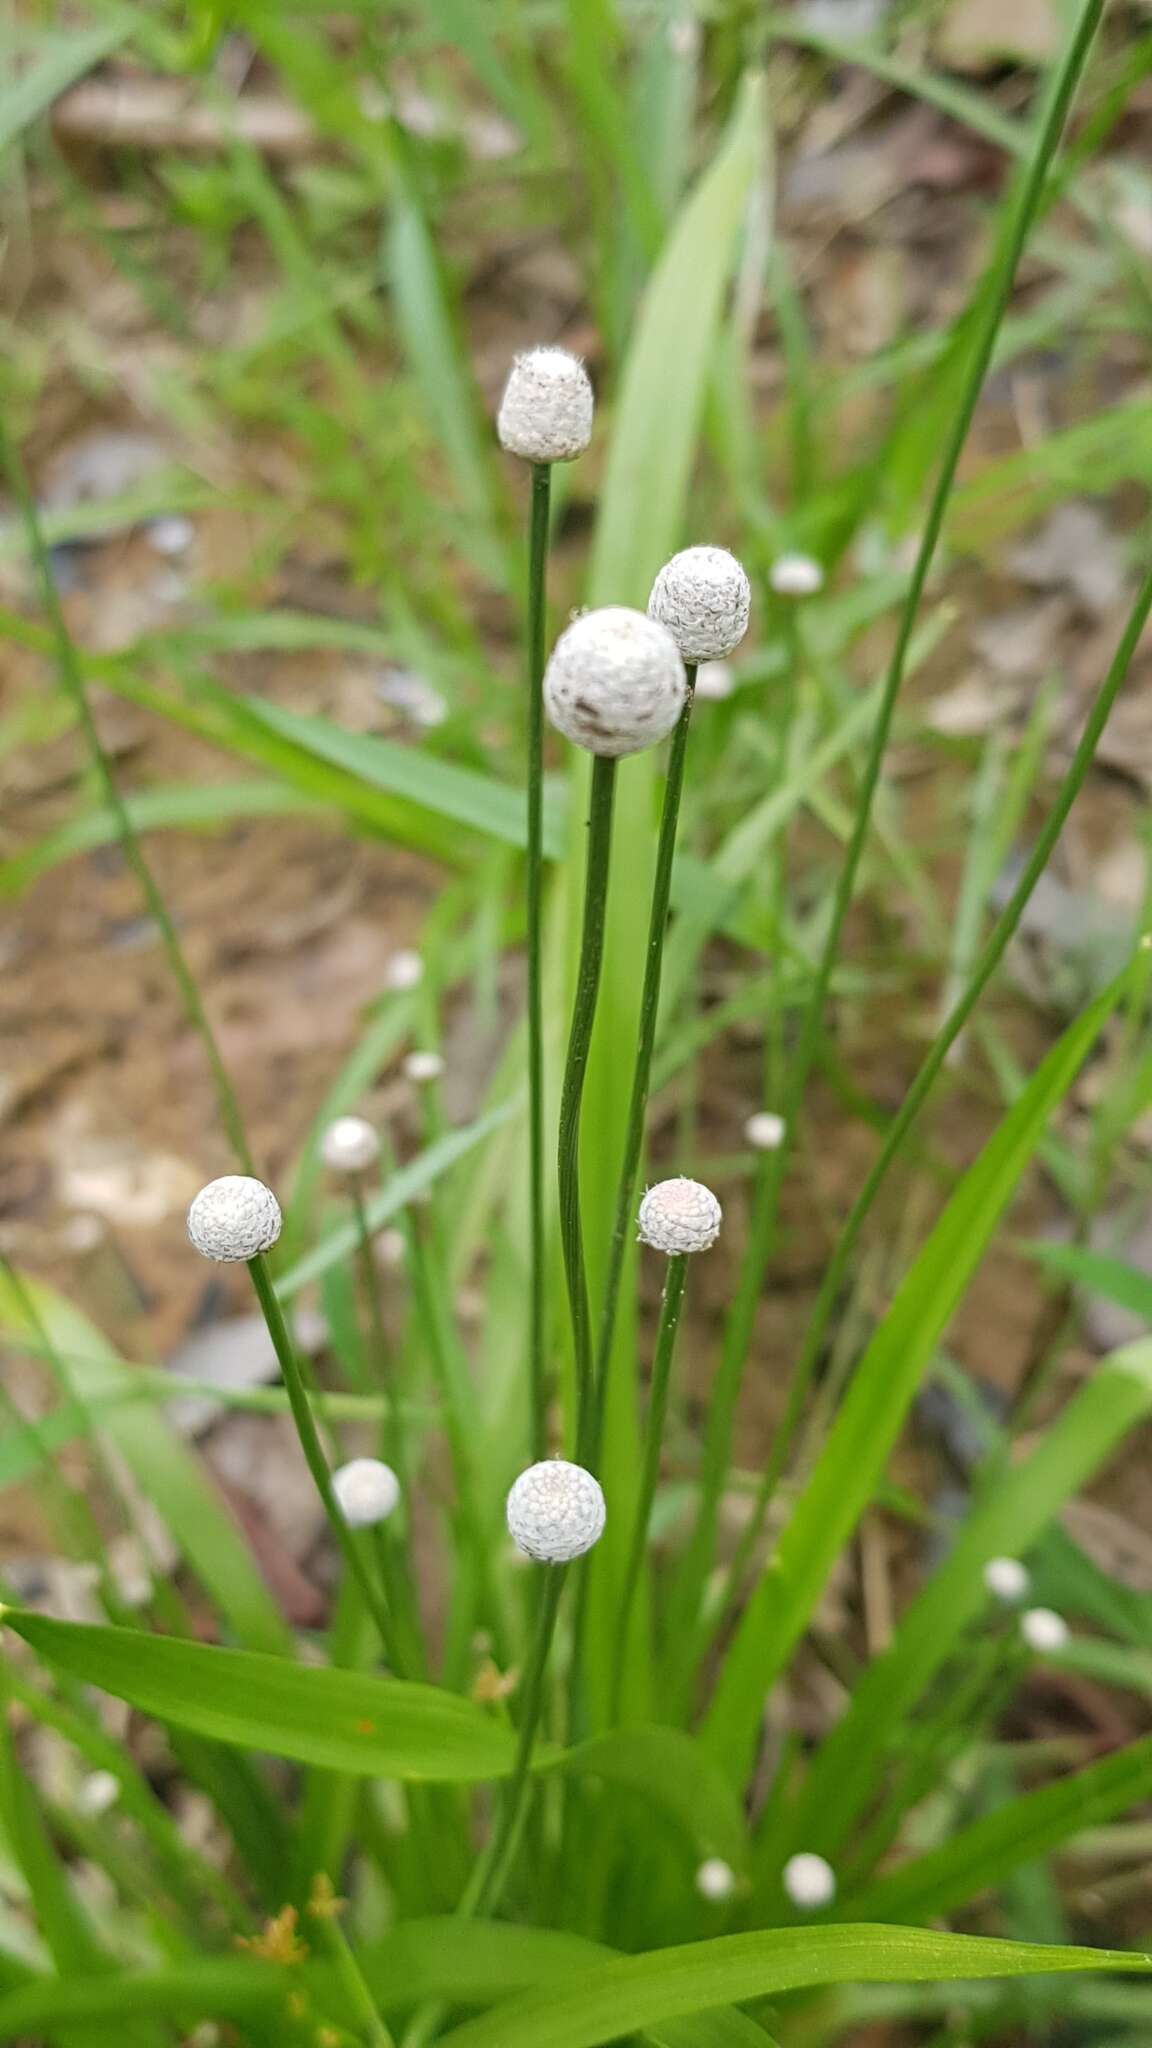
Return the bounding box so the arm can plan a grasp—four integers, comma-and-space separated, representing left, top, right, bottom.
745, 1111, 786, 1153
385, 948, 424, 992
506, 1459, 606, 1563
770, 552, 824, 598
404, 1050, 445, 1085
497, 347, 594, 464
332, 1458, 401, 1528
77, 1770, 120, 1818
638, 1177, 721, 1255
696, 1858, 736, 1902
544, 607, 686, 758
984, 1556, 1031, 1604
648, 546, 751, 663
322, 1116, 381, 1176
783, 1852, 837, 1909
694, 660, 735, 702
187, 1176, 281, 1263
1021, 1606, 1069, 1653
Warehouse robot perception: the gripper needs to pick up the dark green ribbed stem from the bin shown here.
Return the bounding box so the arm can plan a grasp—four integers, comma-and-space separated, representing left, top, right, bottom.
469, 1566, 567, 1917
527, 463, 552, 1459
559, 755, 618, 1456
612, 1253, 687, 1721
588, 669, 696, 1463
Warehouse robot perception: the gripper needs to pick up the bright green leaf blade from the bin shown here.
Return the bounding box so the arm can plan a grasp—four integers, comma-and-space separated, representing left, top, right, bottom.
0, 782, 326, 897
1023, 1240, 1152, 1323
549, 1726, 749, 1869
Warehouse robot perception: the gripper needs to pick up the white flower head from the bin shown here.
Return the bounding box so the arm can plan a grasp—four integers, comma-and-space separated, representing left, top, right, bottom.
984, 1556, 1031, 1604
638, 1177, 721, 1255
694, 660, 735, 702
497, 347, 594, 464
321, 1116, 381, 1176
1021, 1606, 1069, 1654
769, 552, 824, 598
385, 948, 424, 992
77, 1770, 120, 1817
506, 1459, 606, 1563
745, 1111, 786, 1152
783, 1852, 836, 1909
332, 1458, 401, 1528
696, 1857, 736, 1901
404, 1050, 445, 1085
187, 1176, 281, 1263
544, 607, 686, 758
648, 545, 751, 663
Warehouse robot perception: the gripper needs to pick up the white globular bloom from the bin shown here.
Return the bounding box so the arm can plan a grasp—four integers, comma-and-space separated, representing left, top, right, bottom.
332, 1458, 401, 1528
769, 552, 825, 598
694, 660, 735, 702
404, 1050, 445, 1085
783, 1852, 837, 1910
497, 347, 594, 464
648, 545, 751, 663
385, 948, 424, 992
1021, 1606, 1069, 1653
543, 607, 686, 758
506, 1459, 606, 1563
696, 1858, 736, 1902
187, 1176, 282, 1263
77, 1770, 120, 1817
638, 1177, 722, 1256
984, 1556, 1031, 1604
321, 1116, 381, 1176
745, 1111, 786, 1152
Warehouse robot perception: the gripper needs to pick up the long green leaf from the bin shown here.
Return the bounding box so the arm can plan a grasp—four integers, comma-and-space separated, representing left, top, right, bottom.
0, 22, 129, 155
549, 1726, 748, 1868
1023, 1240, 1152, 1323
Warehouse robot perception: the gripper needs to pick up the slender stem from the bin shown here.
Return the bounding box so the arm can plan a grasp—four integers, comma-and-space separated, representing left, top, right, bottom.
559, 756, 618, 1457
470, 1567, 567, 1917
527, 462, 553, 1460
589, 671, 697, 1462
668, 0, 1107, 1653
246, 1255, 401, 1667
0, 427, 254, 1175
309, 1894, 397, 2048
612, 1254, 687, 1722
351, 1191, 405, 1476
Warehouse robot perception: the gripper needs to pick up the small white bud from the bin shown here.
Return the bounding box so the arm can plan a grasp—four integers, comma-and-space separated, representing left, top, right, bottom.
544, 607, 686, 758
332, 1458, 401, 1528
769, 552, 824, 598
696, 1857, 736, 1901
744, 1111, 786, 1152
783, 1852, 836, 1909
404, 1050, 445, 1084
984, 1556, 1031, 1604
637, 1177, 721, 1255
146, 514, 194, 557
385, 948, 424, 992
77, 1770, 120, 1817
187, 1176, 281, 1263
694, 660, 735, 702
378, 1227, 406, 1269
648, 546, 751, 663
506, 1459, 606, 1563
321, 1116, 381, 1176
497, 347, 594, 464
1021, 1606, 1069, 1653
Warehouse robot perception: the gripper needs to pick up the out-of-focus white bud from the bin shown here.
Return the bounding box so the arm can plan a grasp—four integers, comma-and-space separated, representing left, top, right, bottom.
1021, 1607, 1069, 1653
497, 347, 594, 464
506, 1459, 606, 1563
637, 1177, 721, 1255
696, 1857, 736, 1901
544, 608, 686, 758
744, 1111, 785, 1152
385, 949, 424, 992
321, 1117, 381, 1176
984, 1557, 1031, 1604
694, 660, 735, 702
648, 546, 751, 662
332, 1458, 401, 1528
769, 552, 824, 598
783, 1852, 836, 1909
404, 1051, 445, 1085
187, 1176, 281, 1263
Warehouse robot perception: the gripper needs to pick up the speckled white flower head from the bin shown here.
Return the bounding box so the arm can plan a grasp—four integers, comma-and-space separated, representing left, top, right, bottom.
332, 1458, 401, 1528
648, 546, 751, 663
1021, 1606, 1069, 1653
187, 1176, 281, 1263
984, 1556, 1030, 1604
506, 1459, 606, 1563
544, 607, 686, 758
404, 1050, 445, 1085
497, 347, 594, 464
770, 552, 824, 598
783, 1852, 836, 1909
696, 1858, 736, 1901
322, 1116, 381, 1176
745, 1111, 786, 1152
638, 1177, 721, 1255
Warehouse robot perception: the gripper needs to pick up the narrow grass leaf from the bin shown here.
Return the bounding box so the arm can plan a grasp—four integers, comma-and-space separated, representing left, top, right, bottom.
549, 1727, 749, 1869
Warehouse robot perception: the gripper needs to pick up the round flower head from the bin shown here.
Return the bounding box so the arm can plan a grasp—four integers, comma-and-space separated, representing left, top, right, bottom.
694, 660, 734, 702
321, 1116, 380, 1176
1021, 1606, 1069, 1653
769, 552, 824, 598
544, 607, 686, 758
497, 347, 594, 464
648, 545, 751, 663
696, 1858, 736, 1902
783, 1852, 836, 1910
745, 1110, 786, 1153
332, 1458, 401, 1528
187, 1176, 281, 1263
984, 1556, 1031, 1604
404, 1050, 444, 1085
385, 948, 424, 992
638, 1177, 721, 1255
506, 1459, 606, 1563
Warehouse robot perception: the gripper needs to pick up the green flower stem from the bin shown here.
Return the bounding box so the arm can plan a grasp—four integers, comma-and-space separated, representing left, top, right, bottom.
588, 670, 697, 1463
612, 1253, 688, 1721
527, 462, 553, 1459
0, 427, 254, 1178
349, 1190, 428, 1678
309, 1897, 397, 2048
559, 755, 618, 1458
667, 0, 1107, 1660
470, 1566, 567, 1917
246, 1254, 402, 1670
